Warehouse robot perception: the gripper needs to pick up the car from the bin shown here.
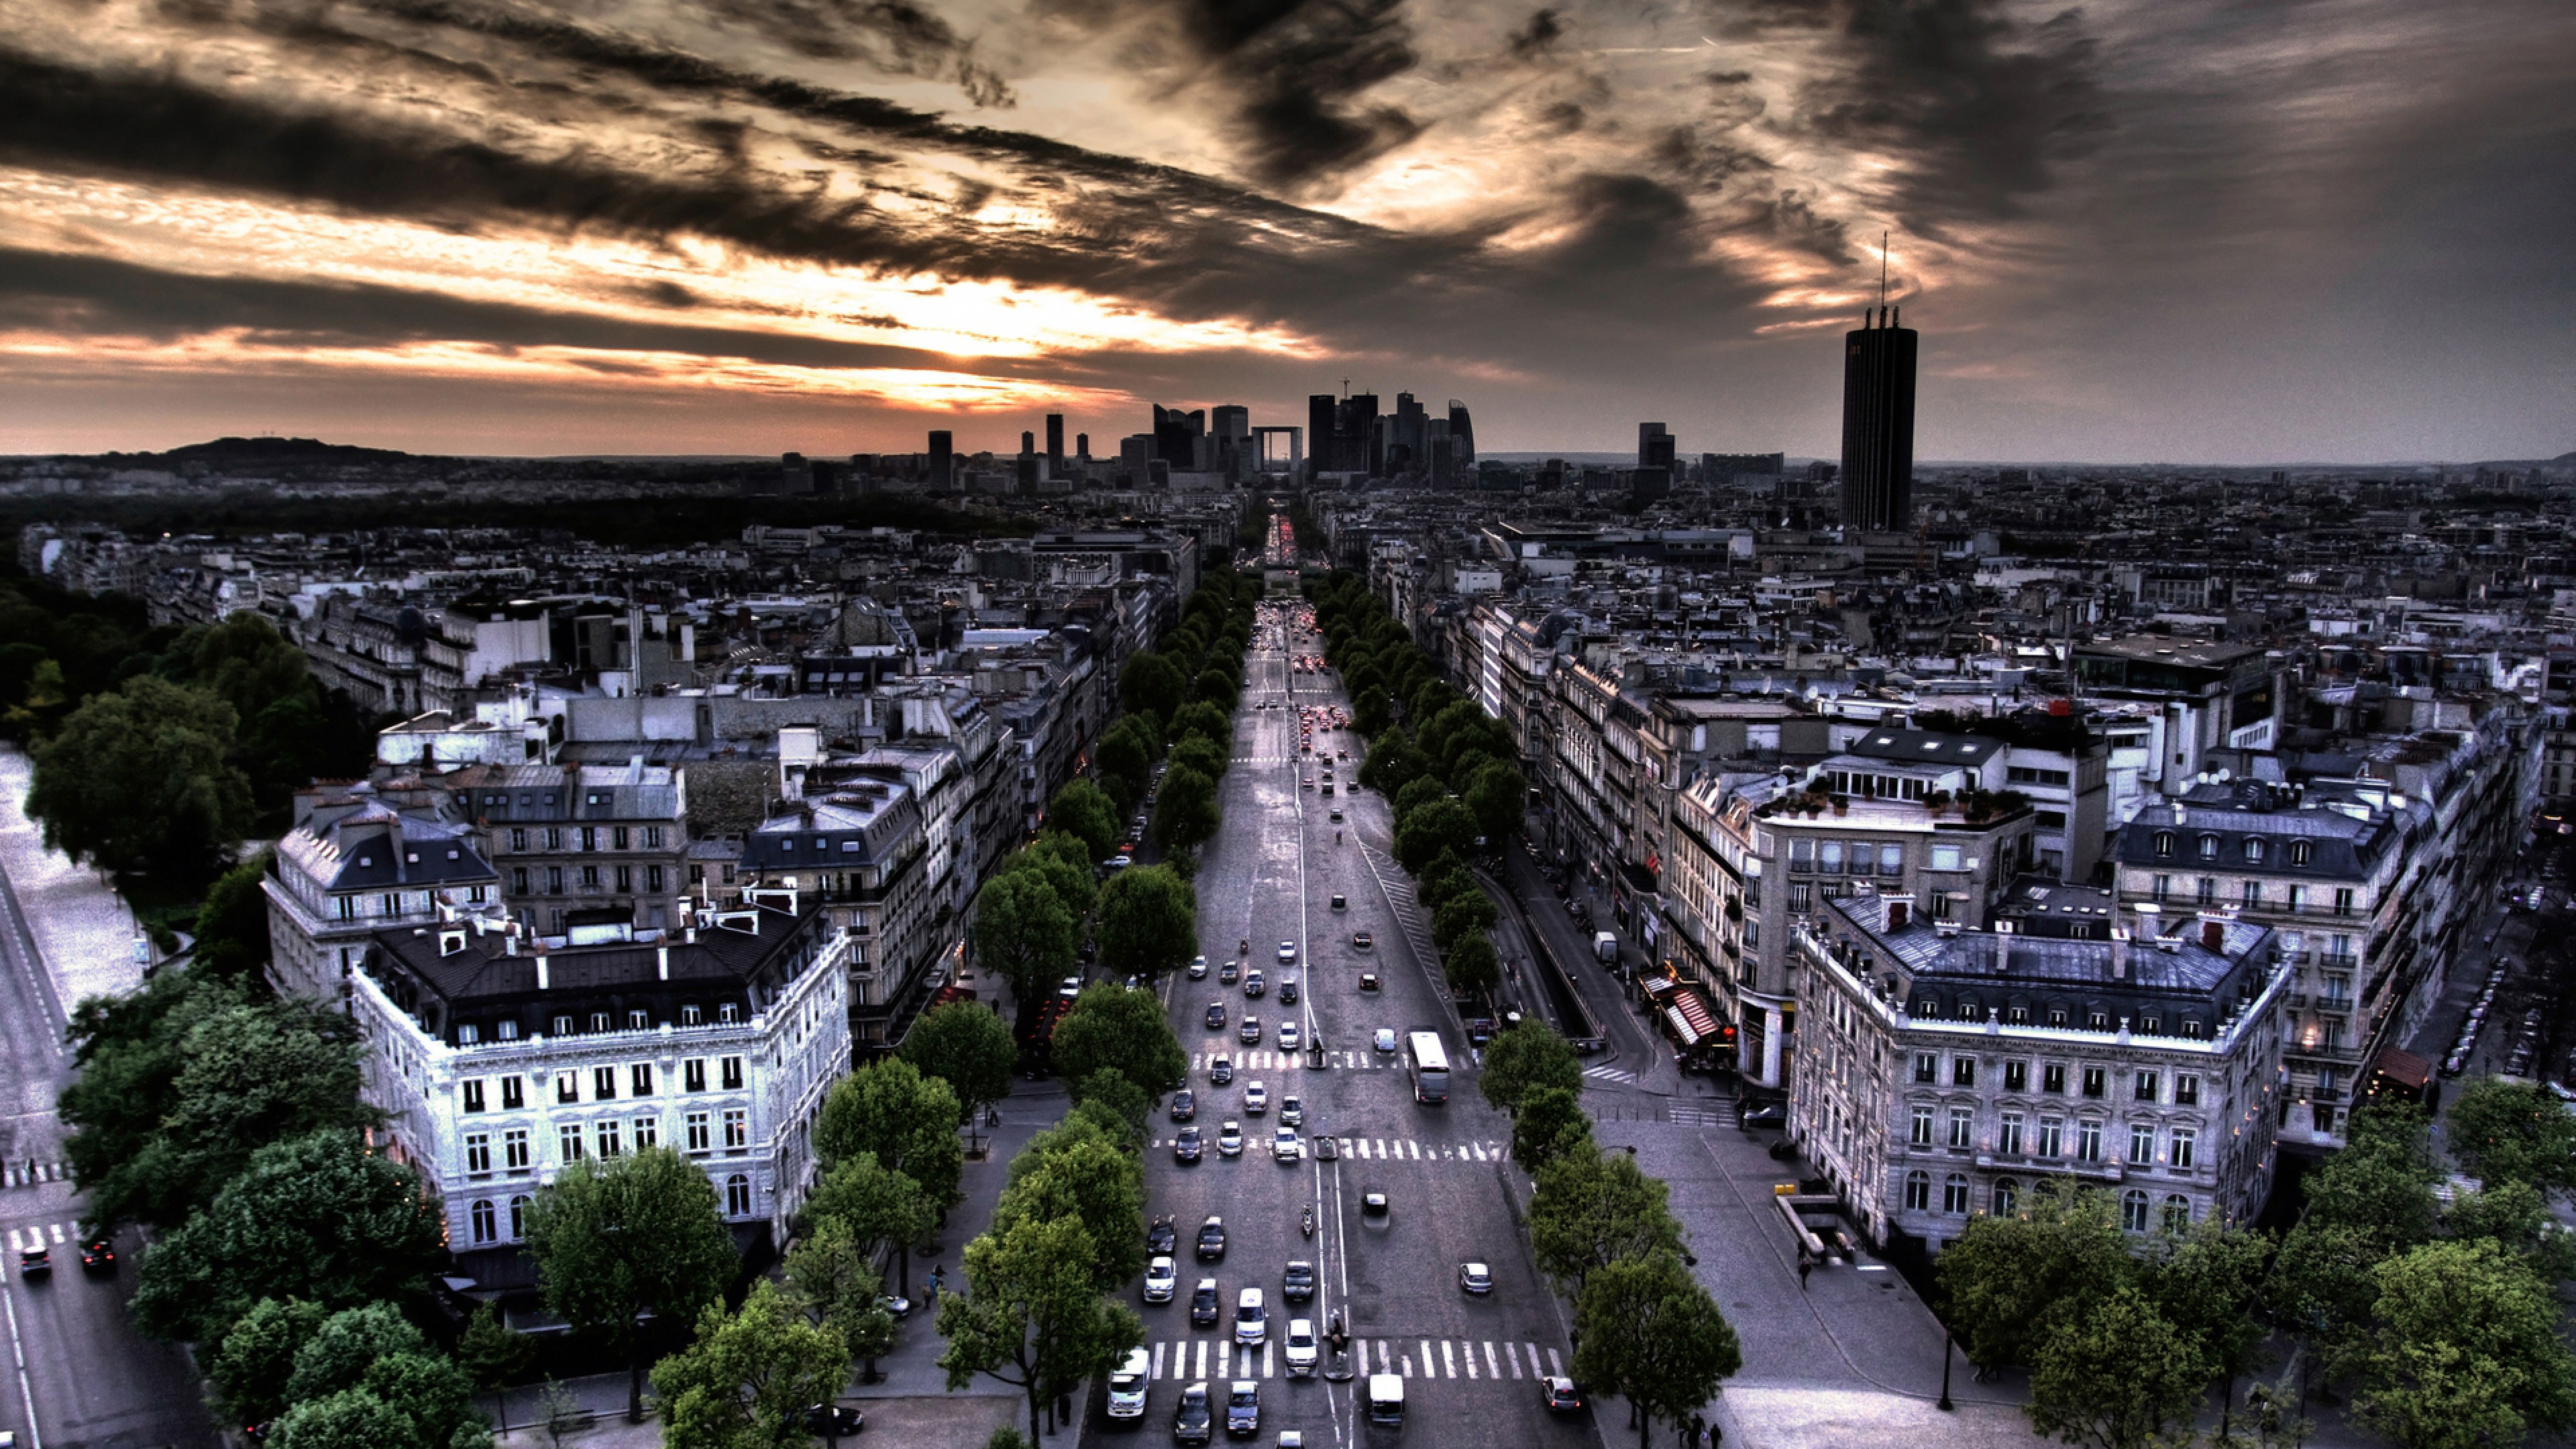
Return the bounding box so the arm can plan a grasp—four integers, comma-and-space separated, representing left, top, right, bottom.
804, 1404, 865, 1436
1239, 1017, 1262, 1045
1170, 1089, 1198, 1122
1301, 777, 1314, 790
1543, 1377, 1585, 1413
1108, 1346, 1151, 1419
1226, 1381, 1260, 1437
875, 1293, 912, 1319
1206, 1002, 1228, 1030
1273, 1128, 1302, 1163
1282, 1260, 1316, 1303
1061, 975, 1085, 997
1244, 968, 1266, 998
1174, 1126, 1204, 1163
1279, 1095, 1303, 1127
1330, 810, 1344, 822
1358, 973, 1381, 992
1278, 979, 1299, 1005
1277, 1022, 1301, 1052
1197, 1216, 1227, 1260
1220, 960, 1240, 985
1330, 894, 1346, 910
1234, 1287, 1267, 1345
1739, 1101, 1787, 1130
1218, 1122, 1244, 1157
1107, 853, 1132, 869
1285, 1319, 1319, 1377
1374, 1028, 1399, 1053
1189, 955, 1209, 979
1279, 941, 1298, 964
1352, 931, 1374, 951
1208, 1056, 1234, 1085
1459, 1262, 1494, 1295
1244, 1082, 1269, 1114
1313, 1134, 1338, 1161
78, 1238, 114, 1274
1361, 1191, 1389, 1220
1145, 1256, 1178, 1303
1191, 1279, 1222, 1326
17, 1248, 46, 1279
1174, 1382, 1214, 1444
1148, 1217, 1179, 1254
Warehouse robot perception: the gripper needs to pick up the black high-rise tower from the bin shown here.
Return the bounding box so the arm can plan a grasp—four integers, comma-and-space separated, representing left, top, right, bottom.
1839, 306, 1917, 531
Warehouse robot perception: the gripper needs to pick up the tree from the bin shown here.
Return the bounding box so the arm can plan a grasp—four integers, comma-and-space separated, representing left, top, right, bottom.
282, 1302, 433, 1405
454, 1302, 536, 1435
814, 1060, 964, 1210
651, 1279, 847, 1449
526, 1146, 739, 1420
1355, 731, 1428, 796
1482, 1018, 1582, 1114
1170, 701, 1230, 750
2444, 1076, 2576, 1199
1118, 652, 1185, 730
805, 1152, 935, 1303
1093, 865, 1198, 984
1093, 727, 1155, 802
782, 1214, 895, 1394
1571, 1250, 1740, 1449
1169, 733, 1226, 784
1464, 761, 1528, 844
996, 1122, 1148, 1293
1431, 890, 1497, 949
2354, 1238, 2576, 1449
901, 1001, 1014, 1124
192, 849, 276, 985
27, 674, 255, 878
1191, 667, 1237, 706
1442, 935, 1501, 997
1044, 781, 1120, 864
1393, 775, 1449, 820
2026, 1284, 2211, 1449
1511, 1085, 1593, 1170
1012, 837, 1096, 924
1050, 983, 1188, 1099
2444, 1180, 2576, 1282
1935, 1180, 2133, 1373
1150, 765, 1221, 855
2143, 1214, 2271, 1433
1395, 798, 1480, 873
2307, 1105, 2440, 1242
1529, 1146, 1684, 1296
2266, 1219, 2393, 1395
211, 1297, 329, 1427
937, 1214, 1144, 1448
131, 1129, 446, 1345
1068, 1069, 1151, 1147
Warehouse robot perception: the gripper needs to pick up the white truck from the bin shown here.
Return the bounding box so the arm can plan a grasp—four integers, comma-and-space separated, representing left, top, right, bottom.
1593, 930, 1619, 964
1367, 1372, 1405, 1428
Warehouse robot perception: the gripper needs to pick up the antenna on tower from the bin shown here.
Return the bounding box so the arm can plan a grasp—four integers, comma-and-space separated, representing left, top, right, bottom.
1879, 231, 1888, 311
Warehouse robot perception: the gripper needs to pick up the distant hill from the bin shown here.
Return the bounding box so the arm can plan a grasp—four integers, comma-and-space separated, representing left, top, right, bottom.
150, 436, 417, 466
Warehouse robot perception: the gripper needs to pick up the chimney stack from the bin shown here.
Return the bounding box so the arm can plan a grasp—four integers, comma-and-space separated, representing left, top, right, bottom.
2202, 919, 2226, 953
2110, 927, 2131, 980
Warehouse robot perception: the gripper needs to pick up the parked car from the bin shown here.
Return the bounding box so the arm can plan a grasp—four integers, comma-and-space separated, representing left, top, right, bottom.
1740, 1101, 1787, 1130
804, 1404, 865, 1436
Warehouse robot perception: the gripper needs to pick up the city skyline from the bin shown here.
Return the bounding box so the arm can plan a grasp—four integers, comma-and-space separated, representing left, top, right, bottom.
1, 0, 2570, 464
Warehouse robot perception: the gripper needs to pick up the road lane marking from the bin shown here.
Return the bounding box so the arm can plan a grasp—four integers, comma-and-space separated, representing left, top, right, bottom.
1442, 1340, 1456, 1378
1421, 1340, 1434, 1379
1152, 1342, 1165, 1379
1547, 1348, 1564, 1377
1406, 1140, 1419, 1160
1195, 1339, 1208, 1379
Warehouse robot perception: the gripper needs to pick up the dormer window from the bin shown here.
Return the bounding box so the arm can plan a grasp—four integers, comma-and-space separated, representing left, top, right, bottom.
2243, 840, 2265, 865
2152, 832, 2174, 858
496, 1020, 519, 1040
2197, 835, 2219, 860
2289, 840, 2314, 866
457, 1023, 480, 1045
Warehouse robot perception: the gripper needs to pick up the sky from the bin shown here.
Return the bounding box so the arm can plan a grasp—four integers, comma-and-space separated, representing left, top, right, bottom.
1, 0, 2571, 464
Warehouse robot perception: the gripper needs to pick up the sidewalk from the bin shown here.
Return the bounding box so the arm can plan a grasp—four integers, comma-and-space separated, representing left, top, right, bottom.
0, 746, 149, 1012
484, 1368, 1020, 1447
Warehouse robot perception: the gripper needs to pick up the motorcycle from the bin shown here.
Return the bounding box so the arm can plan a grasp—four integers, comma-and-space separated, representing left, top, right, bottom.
1300, 1205, 1315, 1240
1239, 938, 1250, 955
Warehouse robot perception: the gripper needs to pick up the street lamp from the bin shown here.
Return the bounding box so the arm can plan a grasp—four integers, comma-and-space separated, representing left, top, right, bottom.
1938, 1331, 1955, 1412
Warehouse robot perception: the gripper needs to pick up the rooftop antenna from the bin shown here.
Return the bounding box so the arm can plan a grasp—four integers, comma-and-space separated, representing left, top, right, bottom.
1878, 230, 1889, 327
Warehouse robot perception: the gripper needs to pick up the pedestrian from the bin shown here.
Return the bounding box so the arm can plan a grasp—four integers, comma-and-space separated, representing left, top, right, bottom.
928, 1265, 944, 1302
1797, 1254, 1813, 1291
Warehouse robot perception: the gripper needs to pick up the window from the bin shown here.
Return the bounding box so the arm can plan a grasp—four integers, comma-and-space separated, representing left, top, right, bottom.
684, 1059, 708, 1092
2130, 1123, 2156, 1163
2153, 832, 2174, 858
2290, 840, 2314, 866
546, 867, 565, 895
647, 865, 665, 894
1788, 881, 1813, 911
581, 865, 602, 890
1929, 843, 1964, 871
1953, 1057, 1977, 1088
501, 1077, 525, 1110
2197, 834, 2218, 860
2006, 1004, 2030, 1025
2087, 1009, 2110, 1031
720, 1057, 745, 1090
2172, 1130, 2196, 1170
2047, 1006, 2068, 1028
726, 1174, 753, 1218
558, 1124, 585, 1163
645, 826, 665, 849
2162, 1195, 2192, 1231
2038, 1118, 2064, 1157
2176, 1073, 2200, 1107
2122, 1189, 2149, 1232
614, 826, 631, 851
1904, 1171, 1931, 1212
464, 1133, 492, 1174
2333, 888, 2355, 916
1912, 1107, 1936, 1146
504, 1129, 529, 1171
2043, 1063, 2067, 1094
498, 1020, 520, 1042
553, 1015, 575, 1037
509, 828, 529, 853
722, 1109, 748, 1149
2151, 874, 2172, 902
1993, 1179, 2019, 1216
2004, 1061, 2028, 1093
2241, 880, 2261, 909
596, 1120, 623, 1158
2287, 885, 2306, 912
335, 896, 358, 921
682, 1004, 704, 1027
580, 827, 598, 852
635, 1116, 658, 1151
594, 1067, 619, 1101
1942, 1174, 1970, 1214
2082, 1067, 2106, 1097
508, 1194, 531, 1238
462, 1080, 486, 1114
615, 865, 633, 892
1915, 1053, 1939, 1084
2135, 1071, 2160, 1102
1929, 892, 1954, 919
1880, 845, 1904, 875
631, 1063, 655, 1095
1790, 839, 1814, 873
2196, 877, 2216, 905
555, 1071, 580, 1105
1949, 1108, 1974, 1149
471, 1199, 497, 1245
718, 1004, 741, 1026
686, 1112, 711, 1152
1819, 841, 1845, 875
1998, 1113, 2025, 1155
2077, 1120, 2103, 1162
545, 828, 564, 851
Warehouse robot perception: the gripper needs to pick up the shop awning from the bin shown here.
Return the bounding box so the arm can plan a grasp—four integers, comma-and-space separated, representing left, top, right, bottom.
1662, 1006, 1704, 1047
2371, 1047, 2432, 1089
1672, 989, 1722, 1040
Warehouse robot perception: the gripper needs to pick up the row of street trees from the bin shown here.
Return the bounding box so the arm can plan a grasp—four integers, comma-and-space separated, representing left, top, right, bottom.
1479, 1018, 1740, 1448
1932, 1083, 2576, 1449
1305, 572, 1525, 1000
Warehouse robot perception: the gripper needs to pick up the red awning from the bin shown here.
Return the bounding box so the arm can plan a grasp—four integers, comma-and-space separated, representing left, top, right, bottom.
1671, 989, 1721, 1040
2372, 1048, 2432, 1089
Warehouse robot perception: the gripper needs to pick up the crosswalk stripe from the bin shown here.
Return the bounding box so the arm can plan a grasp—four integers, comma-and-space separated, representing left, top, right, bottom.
1443, 1339, 1457, 1378
46, 1224, 62, 1244
1152, 1342, 1165, 1379
1263, 1341, 1274, 1378
1422, 1340, 1435, 1380
1407, 1140, 1420, 1161
1462, 1340, 1476, 1379
1548, 1347, 1564, 1377
1525, 1342, 1540, 1379
1195, 1340, 1208, 1379
1488, 1342, 1505, 1379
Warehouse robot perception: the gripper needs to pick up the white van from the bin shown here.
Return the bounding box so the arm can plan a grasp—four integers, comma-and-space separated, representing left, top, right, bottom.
1106, 1346, 1148, 1419
1366, 1372, 1405, 1428
1234, 1286, 1267, 1345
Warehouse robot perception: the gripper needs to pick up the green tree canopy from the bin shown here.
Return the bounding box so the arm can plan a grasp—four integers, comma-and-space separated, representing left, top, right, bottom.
995, 1124, 1147, 1293
1117, 652, 1185, 731
804, 1151, 935, 1303
1191, 668, 1238, 706
1050, 983, 1188, 1098
131, 1128, 446, 1345
2142, 1213, 2271, 1421
1935, 1179, 2134, 1373
1393, 775, 1449, 820
1170, 701, 1231, 751
527, 1146, 740, 1419
1529, 1146, 1684, 1296
1442, 935, 1501, 998
1150, 765, 1222, 855
1093, 727, 1155, 802
2445, 1077, 2576, 1199
1481, 1018, 1583, 1114
1431, 890, 1497, 949
1009, 838, 1096, 923
1168, 733, 1226, 784
1354, 731, 1428, 797
652, 1280, 848, 1449
2026, 1283, 2211, 1449
900, 1001, 1016, 1122
1510, 1085, 1593, 1171
1571, 1250, 1740, 1449
1067, 1071, 1150, 1148
814, 1060, 963, 1210
1395, 797, 1481, 873
282, 1301, 433, 1407
782, 1214, 896, 1388
1093, 865, 1198, 984
28, 674, 256, 878
936, 1214, 1144, 1448
969, 870, 1077, 1008
192, 849, 276, 986
1464, 762, 1528, 844
1044, 780, 1121, 863
453, 1303, 537, 1435
211, 1297, 329, 1427
2353, 1238, 2576, 1449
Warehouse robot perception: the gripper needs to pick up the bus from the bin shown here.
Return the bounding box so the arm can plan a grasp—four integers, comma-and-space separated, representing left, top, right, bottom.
1405, 1031, 1449, 1104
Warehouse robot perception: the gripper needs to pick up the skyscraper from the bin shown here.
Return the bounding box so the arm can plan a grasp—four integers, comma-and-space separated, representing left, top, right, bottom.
1044, 413, 1064, 472
1307, 394, 1338, 476
1446, 400, 1475, 468
1839, 307, 1918, 531
928, 429, 953, 489
1638, 422, 1675, 471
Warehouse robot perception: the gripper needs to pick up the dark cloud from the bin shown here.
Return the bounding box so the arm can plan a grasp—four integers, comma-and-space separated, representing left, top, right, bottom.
688, 0, 1014, 106
1796, 0, 2109, 231
1536, 100, 1586, 135
1507, 9, 1564, 60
